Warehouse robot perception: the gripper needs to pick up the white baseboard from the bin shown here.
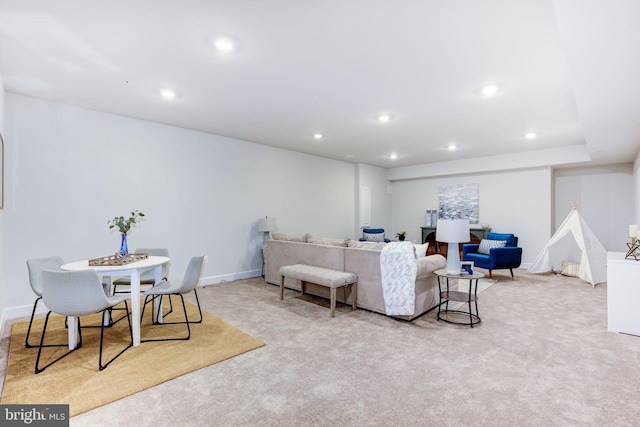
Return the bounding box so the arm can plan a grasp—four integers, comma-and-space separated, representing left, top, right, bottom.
199, 269, 262, 287
1, 302, 40, 339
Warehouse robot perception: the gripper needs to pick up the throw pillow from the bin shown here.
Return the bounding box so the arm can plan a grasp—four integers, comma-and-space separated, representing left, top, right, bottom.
271, 232, 309, 243
413, 242, 429, 257
562, 261, 580, 277
307, 236, 348, 247
363, 232, 385, 242
478, 239, 506, 255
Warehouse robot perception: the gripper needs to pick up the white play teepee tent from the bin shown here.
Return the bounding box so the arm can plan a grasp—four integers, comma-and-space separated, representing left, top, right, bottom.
528, 202, 607, 287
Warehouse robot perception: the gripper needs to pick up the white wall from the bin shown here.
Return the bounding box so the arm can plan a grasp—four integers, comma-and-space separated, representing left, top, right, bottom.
354, 163, 392, 238
3, 94, 355, 320
0, 74, 5, 329
635, 151, 640, 222
554, 164, 634, 252
389, 168, 553, 264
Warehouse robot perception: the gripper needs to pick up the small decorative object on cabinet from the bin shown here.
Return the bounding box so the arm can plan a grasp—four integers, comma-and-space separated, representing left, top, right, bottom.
396, 231, 407, 241
625, 224, 640, 260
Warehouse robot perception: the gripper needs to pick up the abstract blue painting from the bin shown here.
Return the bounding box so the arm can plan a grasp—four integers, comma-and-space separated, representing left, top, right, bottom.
438, 183, 479, 224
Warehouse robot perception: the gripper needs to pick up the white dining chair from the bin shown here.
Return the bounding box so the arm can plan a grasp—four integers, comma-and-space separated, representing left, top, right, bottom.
140, 255, 204, 342
25, 256, 65, 348
35, 270, 133, 374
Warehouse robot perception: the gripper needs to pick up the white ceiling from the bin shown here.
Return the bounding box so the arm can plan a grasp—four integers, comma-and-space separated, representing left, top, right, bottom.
0, 0, 638, 169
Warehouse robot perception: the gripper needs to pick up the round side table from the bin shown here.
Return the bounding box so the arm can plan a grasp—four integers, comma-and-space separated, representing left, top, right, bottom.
434, 269, 484, 327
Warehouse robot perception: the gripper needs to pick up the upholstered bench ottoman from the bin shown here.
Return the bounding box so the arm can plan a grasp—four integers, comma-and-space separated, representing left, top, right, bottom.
279, 264, 358, 318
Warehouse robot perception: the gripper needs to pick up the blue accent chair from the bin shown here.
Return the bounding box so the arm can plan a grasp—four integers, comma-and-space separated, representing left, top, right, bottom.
359, 228, 391, 243
462, 232, 522, 279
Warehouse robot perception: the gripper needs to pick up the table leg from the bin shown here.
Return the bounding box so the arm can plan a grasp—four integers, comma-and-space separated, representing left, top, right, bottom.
473, 278, 480, 320
67, 316, 79, 350
130, 269, 141, 346
102, 276, 112, 326
468, 279, 473, 327
154, 265, 163, 324
437, 276, 442, 320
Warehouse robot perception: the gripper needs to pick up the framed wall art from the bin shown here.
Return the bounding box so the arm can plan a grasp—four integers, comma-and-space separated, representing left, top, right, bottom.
438, 183, 478, 223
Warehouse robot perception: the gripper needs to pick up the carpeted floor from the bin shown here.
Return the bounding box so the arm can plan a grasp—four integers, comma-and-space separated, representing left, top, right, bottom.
1, 268, 639, 426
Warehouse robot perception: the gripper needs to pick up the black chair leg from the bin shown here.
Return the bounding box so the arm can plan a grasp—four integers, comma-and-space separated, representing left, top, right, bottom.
25, 297, 42, 348
141, 294, 191, 342
154, 291, 201, 325
510, 268, 515, 279
99, 301, 133, 371
140, 294, 170, 324
35, 313, 83, 374
190, 289, 203, 324
152, 294, 174, 324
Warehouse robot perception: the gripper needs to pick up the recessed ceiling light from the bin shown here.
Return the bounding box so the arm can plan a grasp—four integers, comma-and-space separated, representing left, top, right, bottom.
525, 132, 537, 139
313, 133, 323, 140
160, 89, 175, 99
155, 88, 179, 100
481, 85, 498, 96
213, 38, 235, 53
447, 144, 457, 151
376, 113, 392, 123
388, 153, 398, 159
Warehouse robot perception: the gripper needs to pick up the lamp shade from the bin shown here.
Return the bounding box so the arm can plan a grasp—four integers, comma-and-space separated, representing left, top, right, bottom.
258, 217, 277, 233
436, 218, 470, 243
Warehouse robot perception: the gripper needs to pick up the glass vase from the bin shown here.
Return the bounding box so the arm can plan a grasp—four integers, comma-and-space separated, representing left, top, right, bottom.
119, 233, 129, 257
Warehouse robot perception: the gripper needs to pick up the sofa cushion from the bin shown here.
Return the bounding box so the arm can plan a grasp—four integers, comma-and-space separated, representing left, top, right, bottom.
478, 239, 506, 254
413, 242, 429, 258
272, 232, 309, 243
415, 254, 444, 278
307, 236, 348, 247
347, 240, 386, 250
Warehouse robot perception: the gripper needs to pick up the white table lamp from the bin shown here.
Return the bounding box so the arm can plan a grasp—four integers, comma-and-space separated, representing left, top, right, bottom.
436, 218, 470, 275
258, 217, 277, 246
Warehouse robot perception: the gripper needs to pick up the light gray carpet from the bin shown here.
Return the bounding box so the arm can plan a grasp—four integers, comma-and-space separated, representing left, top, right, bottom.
2, 268, 639, 426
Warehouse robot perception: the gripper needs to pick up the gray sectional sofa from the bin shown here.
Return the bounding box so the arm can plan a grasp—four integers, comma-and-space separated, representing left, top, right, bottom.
263, 233, 446, 320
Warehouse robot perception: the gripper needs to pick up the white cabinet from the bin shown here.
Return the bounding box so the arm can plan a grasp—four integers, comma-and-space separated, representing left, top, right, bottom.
607, 251, 640, 336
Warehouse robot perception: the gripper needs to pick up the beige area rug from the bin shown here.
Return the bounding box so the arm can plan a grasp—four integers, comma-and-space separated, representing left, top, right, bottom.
0, 300, 265, 416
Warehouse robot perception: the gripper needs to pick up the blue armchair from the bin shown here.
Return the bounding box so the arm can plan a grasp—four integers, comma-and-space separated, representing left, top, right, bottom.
359, 228, 391, 243
462, 232, 522, 279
